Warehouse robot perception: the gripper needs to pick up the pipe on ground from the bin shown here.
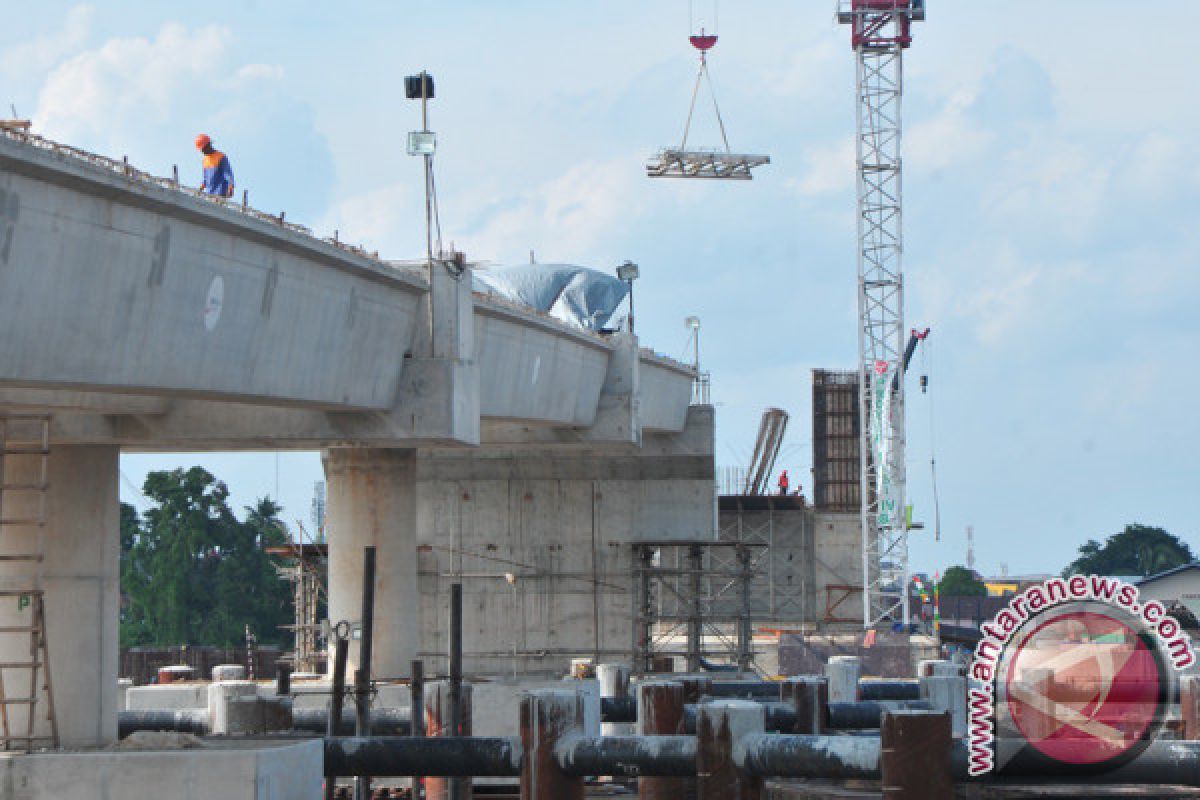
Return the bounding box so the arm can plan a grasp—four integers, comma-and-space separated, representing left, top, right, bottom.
323, 736, 521, 777
554, 734, 696, 777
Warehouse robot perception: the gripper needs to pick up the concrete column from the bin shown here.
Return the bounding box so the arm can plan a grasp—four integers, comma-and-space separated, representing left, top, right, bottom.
597, 664, 631, 737
323, 448, 419, 681
425, 680, 473, 800
880, 710, 953, 800
920, 674, 967, 738
1182, 674, 1200, 740
0, 444, 119, 747
825, 655, 862, 703
695, 699, 765, 800
637, 680, 686, 800
781, 676, 829, 734
520, 689, 585, 800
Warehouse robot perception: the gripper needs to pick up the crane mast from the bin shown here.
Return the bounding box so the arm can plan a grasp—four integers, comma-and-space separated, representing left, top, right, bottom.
837, 1, 923, 628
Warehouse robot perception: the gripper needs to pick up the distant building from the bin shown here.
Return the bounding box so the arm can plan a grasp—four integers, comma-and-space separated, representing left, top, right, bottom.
982, 574, 1053, 598
1136, 563, 1200, 623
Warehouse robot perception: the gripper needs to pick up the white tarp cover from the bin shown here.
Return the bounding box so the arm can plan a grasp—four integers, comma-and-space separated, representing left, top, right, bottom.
473, 263, 628, 331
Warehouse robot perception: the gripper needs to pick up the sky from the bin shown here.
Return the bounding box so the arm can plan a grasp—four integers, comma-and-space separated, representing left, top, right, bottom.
3, 2, 1197, 577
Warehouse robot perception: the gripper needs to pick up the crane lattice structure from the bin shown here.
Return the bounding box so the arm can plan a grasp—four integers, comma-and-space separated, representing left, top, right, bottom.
837, 0, 924, 629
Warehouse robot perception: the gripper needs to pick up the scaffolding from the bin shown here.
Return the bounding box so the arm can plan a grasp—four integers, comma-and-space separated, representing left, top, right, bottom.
716, 496, 815, 628
630, 540, 762, 675
269, 541, 327, 675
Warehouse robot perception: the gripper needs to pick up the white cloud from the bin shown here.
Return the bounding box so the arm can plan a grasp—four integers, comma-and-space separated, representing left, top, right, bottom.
35, 23, 230, 143
786, 137, 854, 196
460, 157, 644, 263
236, 63, 284, 83
0, 5, 93, 92
907, 89, 991, 174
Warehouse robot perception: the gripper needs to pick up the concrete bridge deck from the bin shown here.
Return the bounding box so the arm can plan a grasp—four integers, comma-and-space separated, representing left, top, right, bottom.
0, 129, 694, 448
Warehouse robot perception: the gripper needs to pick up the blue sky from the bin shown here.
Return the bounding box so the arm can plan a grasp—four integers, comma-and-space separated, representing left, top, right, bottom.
3, 2, 1196, 576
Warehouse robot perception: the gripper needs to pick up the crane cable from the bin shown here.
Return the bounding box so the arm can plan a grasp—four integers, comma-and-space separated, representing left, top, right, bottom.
681, 0, 730, 153
924, 338, 942, 542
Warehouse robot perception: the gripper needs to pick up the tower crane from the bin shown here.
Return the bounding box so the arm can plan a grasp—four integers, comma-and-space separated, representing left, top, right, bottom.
836, 0, 925, 629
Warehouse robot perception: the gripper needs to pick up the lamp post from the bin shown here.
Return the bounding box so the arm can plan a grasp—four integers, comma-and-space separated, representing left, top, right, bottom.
404, 71, 437, 265
617, 260, 640, 333
685, 315, 700, 371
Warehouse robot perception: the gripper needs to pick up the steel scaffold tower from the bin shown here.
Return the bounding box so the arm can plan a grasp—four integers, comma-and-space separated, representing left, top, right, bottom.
837, 1, 923, 628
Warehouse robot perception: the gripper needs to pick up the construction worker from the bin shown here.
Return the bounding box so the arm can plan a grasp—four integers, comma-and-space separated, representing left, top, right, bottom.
777, 469, 789, 496
194, 133, 235, 198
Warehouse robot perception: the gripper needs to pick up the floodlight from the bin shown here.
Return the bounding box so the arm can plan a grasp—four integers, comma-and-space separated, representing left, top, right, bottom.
407, 131, 436, 156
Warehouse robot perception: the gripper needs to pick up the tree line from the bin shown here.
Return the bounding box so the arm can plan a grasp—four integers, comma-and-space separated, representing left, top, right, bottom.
120, 467, 294, 648
938, 523, 1194, 598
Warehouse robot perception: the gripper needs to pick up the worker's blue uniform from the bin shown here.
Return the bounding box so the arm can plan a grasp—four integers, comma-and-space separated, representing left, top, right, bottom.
201, 150, 235, 197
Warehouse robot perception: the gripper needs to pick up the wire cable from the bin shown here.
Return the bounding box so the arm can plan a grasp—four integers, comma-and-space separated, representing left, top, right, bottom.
925, 338, 942, 542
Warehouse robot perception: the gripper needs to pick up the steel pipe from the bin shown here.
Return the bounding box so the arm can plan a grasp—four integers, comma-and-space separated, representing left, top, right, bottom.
294, 708, 410, 736
707, 680, 780, 699
827, 700, 931, 729
117, 709, 208, 738
951, 739, 1200, 786
601, 695, 636, 722
738, 732, 881, 780
554, 734, 696, 777
859, 679, 920, 701
323, 736, 521, 778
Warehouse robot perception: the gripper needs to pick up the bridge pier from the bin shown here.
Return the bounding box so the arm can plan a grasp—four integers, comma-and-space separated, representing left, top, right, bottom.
323, 448, 420, 681
0, 444, 120, 747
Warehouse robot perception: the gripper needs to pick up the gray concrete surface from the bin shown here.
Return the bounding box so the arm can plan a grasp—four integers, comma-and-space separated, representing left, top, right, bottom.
324, 448, 421, 681
0, 445, 119, 747
0, 740, 322, 800
413, 405, 715, 676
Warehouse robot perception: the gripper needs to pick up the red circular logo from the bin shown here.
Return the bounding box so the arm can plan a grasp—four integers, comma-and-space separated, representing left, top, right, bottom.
1002, 609, 1167, 767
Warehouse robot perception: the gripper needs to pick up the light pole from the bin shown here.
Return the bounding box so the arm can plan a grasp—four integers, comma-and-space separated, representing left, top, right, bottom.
685, 315, 701, 371
617, 260, 640, 333
404, 71, 437, 265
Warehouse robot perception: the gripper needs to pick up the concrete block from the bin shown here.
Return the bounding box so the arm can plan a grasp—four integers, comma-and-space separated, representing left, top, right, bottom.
212, 664, 247, 681
224, 696, 294, 735
126, 684, 210, 711
561, 678, 601, 736
825, 655, 862, 703
209, 681, 259, 735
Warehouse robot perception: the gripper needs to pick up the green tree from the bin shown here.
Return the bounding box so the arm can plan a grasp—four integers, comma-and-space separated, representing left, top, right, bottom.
120, 467, 293, 647
938, 565, 988, 597
1063, 524, 1194, 578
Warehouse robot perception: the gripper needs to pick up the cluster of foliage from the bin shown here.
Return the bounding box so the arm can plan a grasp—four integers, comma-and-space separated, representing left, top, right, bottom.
937, 565, 988, 597
1063, 524, 1194, 578
120, 467, 293, 647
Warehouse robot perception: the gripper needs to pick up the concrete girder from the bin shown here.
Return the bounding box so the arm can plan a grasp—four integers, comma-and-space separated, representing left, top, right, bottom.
0, 133, 697, 448
0, 135, 424, 411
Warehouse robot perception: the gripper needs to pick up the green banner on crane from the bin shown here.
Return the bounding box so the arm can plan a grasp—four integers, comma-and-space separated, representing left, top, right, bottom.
870, 360, 901, 528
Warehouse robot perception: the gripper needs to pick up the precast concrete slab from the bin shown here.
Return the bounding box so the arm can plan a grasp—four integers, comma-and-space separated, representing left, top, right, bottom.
0, 739, 322, 800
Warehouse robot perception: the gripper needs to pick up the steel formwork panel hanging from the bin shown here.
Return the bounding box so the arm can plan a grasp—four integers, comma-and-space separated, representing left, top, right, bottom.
646, 9, 769, 181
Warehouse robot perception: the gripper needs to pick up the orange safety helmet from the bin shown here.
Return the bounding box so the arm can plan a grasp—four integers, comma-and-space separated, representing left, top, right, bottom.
194, 133, 212, 150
